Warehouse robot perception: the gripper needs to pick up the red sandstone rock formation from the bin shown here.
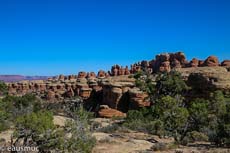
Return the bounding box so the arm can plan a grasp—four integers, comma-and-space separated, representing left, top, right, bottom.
78, 72, 87, 78
6, 52, 230, 114
154, 53, 170, 72
66, 88, 75, 98
199, 60, 204, 66
171, 59, 182, 68
129, 88, 150, 109
97, 70, 106, 78
189, 58, 199, 67
111, 65, 131, 76
58, 75, 65, 81
159, 61, 171, 72
102, 84, 123, 109
87, 72, 97, 78
98, 106, 126, 118
153, 52, 188, 72
203, 56, 219, 67
170, 52, 187, 67
68, 75, 76, 80
221, 60, 230, 67
111, 65, 120, 76
125, 66, 130, 75
130, 64, 142, 73
79, 88, 92, 99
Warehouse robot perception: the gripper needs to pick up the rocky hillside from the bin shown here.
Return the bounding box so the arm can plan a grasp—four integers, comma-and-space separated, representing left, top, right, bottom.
6, 52, 230, 117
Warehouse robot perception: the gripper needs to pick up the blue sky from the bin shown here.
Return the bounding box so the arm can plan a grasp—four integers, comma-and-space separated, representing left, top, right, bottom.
0, 0, 229, 75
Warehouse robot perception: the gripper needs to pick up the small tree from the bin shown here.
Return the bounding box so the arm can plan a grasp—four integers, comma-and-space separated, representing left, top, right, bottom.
1, 94, 42, 119
14, 111, 59, 152
155, 71, 189, 97
63, 105, 96, 153
14, 106, 96, 153
0, 110, 10, 132
152, 96, 189, 141
188, 98, 209, 131
0, 81, 8, 96
209, 90, 226, 117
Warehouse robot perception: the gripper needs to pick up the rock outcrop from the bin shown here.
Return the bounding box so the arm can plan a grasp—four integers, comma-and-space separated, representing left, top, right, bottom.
129, 88, 150, 109
111, 65, 131, 76
221, 60, 230, 67
189, 58, 199, 67
203, 56, 219, 67
6, 52, 230, 118
98, 105, 126, 118
101, 76, 135, 111
152, 52, 188, 72
177, 67, 230, 92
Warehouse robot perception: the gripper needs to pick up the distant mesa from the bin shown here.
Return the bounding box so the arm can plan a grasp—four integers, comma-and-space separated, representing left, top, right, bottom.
0, 75, 49, 82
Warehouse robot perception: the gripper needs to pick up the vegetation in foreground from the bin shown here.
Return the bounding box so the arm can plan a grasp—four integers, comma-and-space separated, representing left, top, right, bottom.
0, 82, 96, 153
124, 71, 230, 147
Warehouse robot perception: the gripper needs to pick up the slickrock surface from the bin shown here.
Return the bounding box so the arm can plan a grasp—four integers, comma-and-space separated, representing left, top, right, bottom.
92, 127, 230, 153
177, 67, 230, 91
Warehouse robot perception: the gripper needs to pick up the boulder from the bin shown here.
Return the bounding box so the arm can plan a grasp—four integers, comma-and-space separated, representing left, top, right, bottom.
171, 52, 187, 66
203, 56, 219, 67
189, 58, 199, 67
221, 60, 230, 67
98, 106, 126, 118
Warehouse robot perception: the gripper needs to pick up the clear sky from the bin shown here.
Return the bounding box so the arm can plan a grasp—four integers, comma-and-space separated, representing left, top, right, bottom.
0, 0, 229, 75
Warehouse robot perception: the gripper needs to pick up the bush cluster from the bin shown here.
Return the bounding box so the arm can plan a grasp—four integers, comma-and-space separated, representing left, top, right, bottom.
0, 80, 96, 152
124, 71, 230, 147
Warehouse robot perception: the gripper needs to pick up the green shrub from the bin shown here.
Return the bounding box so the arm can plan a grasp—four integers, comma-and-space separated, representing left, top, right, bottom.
151, 143, 168, 151
156, 71, 189, 97
0, 81, 8, 96
126, 110, 145, 121
63, 105, 96, 153
0, 93, 44, 133
0, 110, 10, 132
14, 110, 60, 152
15, 110, 55, 135
185, 131, 209, 143
99, 124, 120, 133
1, 94, 42, 119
